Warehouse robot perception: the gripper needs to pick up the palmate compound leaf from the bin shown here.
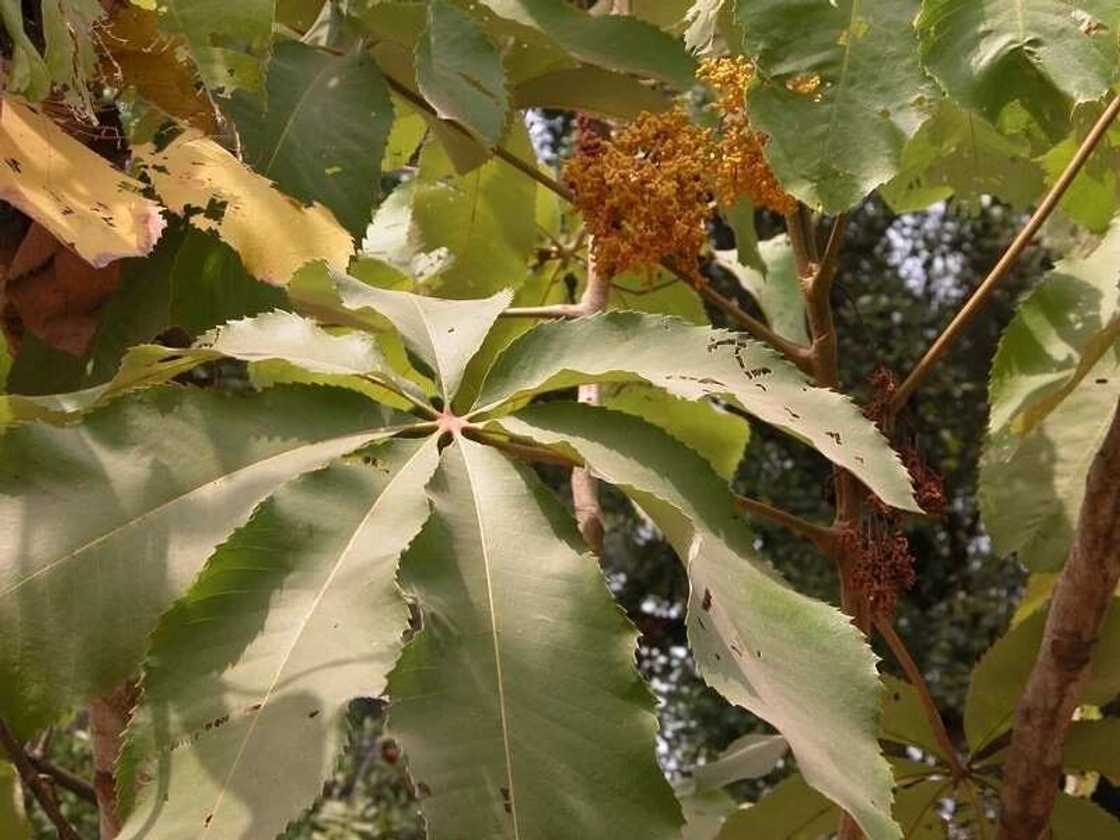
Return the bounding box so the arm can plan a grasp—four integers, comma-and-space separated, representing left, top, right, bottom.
387, 436, 683, 839
474, 311, 919, 512
496, 404, 902, 840
0, 385, 403, 736
118, 437, 440, 839
736, 0, 937, 212
333, 270, 513, 400
981, 220, 1120, 570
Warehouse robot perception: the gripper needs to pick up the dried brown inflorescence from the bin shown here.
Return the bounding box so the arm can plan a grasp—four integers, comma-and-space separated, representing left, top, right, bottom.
847, 367, 948, 617
563, 56, 795, 282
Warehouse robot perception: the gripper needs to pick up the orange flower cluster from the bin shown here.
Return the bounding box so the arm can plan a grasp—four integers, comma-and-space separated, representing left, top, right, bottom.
565, 109, 714, 281
698, 56, 797, 215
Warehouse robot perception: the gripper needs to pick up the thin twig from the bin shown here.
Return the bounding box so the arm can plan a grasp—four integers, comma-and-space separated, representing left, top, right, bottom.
875, 616, 966, 780
26, 755, 97, 805
0, 717, 82, 840
891, 94, 1120, 413
733, 494, 836, 551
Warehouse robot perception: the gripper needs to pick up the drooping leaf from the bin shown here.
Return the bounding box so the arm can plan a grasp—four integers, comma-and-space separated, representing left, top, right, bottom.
135, 130, 354, 285
737, 0, 937, 212
150, 0, 274, 95
892, 780, 949, 839
0, 97, 165, 266
1064, 718, 1120, 778
713, 234, 809, 345
477, 312, 918, 511
715, 773, 836, 839
1041, 123, 1120, 232
498, 405, 901, 840
915, 0, 1119, 129
512, 66, 673, 119
0, 385, 402, 735
683, 733, 788, 794
608, 270, 709, 326
1051, 793, 1120, 839
721, 196, 765, 276
40, 0, 103, 117
963, 598, 1120, 752
982, 361, 1120, 571
411, 123, 539, 296
679, 789, 737, 840
881, 100, 1046, 212
335, 272, 512, 399
359, 179, 451, 284
416, 0, 508, 148
981, 221, 1120, 570
478, 0, 697, 88
228, 40, 395, 238
0, 345, 206, 427
879, 675, 945, 760
387, 437, 683, 839
119, 438, 438, 838
602, 383, 749, 481
0, 1, 50, 100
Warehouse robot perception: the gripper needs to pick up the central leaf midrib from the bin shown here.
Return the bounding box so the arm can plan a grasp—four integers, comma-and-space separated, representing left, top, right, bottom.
1, 423, 413, 600
459, 441, 521, 838
202, 439, 433, 832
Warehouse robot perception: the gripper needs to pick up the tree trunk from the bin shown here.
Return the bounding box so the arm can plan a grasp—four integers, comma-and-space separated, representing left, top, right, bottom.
998, 399, 1120, 839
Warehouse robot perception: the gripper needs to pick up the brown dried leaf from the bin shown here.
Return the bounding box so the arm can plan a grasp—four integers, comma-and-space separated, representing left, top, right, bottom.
5, 223, 121, 355
135, 130, 354, 285
99, 5, 219, 134
0, 97, 166, 267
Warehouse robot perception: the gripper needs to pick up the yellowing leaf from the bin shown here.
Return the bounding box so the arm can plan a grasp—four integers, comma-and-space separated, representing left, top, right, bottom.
135, 130, 354, 285
0, 97, 165, 266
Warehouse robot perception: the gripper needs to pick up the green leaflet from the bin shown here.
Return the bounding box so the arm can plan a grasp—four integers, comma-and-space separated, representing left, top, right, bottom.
916, 0, 1119, 130
497, 405, 901, 840
892, 781, 950, 839
982, 221, 1120, 569
601, 383, 749, 481
151, 0, 274, 95
1, 0, 102, 109
1051, 793, 1120, 838
479, 0, 697, 88
712, 234, 809, 346
334, 271, 512, 399
0, 345, 208, 427
416, 0, 509, 148
0, 0, 50, 100
512, 66, 673, 120
679, 789, 737, 840
715, 773, 836, 838
476, 312, 919, 512
881, 100, 1046, 212
879, 675, 945, 760
0, 386, 400, 736
119, 438, 438, 838
963, 598, 1120, 752
682, 733, 789, 794
737, 0, 936, 212
388, 437, 682, 839
228, 40, 395, 238
198, 310, 383, 375
1063, 718, 1120, 777
721, 196, 765, 276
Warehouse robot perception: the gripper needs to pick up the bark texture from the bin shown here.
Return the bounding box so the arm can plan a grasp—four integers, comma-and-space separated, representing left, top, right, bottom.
998, 399, 1120, 839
